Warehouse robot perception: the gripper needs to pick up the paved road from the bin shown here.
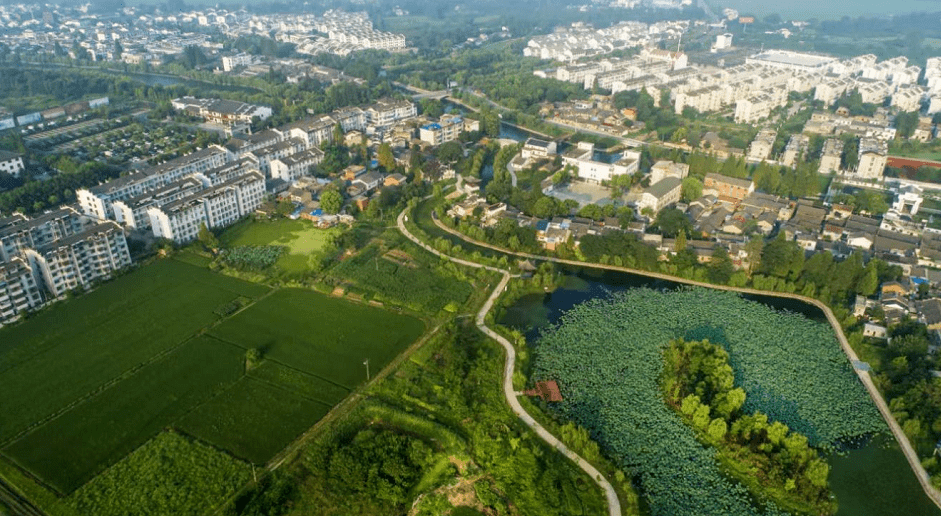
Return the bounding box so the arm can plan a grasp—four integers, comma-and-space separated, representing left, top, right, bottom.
429, 212, 941, 511
396, 208, 622, 516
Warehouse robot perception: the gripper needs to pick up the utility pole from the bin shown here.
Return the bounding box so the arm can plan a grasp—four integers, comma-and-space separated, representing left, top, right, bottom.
364, 358, 370, 381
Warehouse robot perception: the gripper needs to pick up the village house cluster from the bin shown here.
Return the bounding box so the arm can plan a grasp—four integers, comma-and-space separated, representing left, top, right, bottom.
0, 4, 406, 68
524, 20, 687, 62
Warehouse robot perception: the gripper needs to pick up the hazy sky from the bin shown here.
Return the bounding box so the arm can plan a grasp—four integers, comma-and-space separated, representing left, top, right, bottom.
709, 0, 941, 20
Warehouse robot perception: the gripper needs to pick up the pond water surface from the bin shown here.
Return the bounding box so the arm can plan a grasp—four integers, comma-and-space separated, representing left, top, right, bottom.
499, 266, 941, 516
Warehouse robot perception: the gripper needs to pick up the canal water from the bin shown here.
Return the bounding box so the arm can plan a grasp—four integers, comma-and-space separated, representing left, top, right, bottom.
499, 265, 941, 516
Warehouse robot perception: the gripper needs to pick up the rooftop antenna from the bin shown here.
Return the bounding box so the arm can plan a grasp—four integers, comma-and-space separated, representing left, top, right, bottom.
676, 33, 682, 53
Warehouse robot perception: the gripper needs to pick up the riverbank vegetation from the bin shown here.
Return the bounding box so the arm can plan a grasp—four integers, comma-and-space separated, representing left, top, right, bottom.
226, 322, 610, 516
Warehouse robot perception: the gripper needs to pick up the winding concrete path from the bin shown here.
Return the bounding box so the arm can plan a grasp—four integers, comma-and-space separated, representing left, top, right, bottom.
429, 212, 941, 510
397, 208, 622, 516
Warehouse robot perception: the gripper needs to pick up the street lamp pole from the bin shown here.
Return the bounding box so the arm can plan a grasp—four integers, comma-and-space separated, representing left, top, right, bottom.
364, 358, 370, 381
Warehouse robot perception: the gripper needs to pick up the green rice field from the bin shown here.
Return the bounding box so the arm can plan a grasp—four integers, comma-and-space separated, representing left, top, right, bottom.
0, 258, 425, 510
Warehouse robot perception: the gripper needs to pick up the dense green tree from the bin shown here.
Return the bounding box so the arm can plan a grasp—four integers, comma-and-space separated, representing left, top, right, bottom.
320, 190, 343, 214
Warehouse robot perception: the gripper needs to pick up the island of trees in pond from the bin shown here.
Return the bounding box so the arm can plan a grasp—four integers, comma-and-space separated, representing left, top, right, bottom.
531, 287, 885, 516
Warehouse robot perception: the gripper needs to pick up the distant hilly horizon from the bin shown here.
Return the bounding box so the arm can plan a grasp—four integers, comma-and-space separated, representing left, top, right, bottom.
707, 0, 941, 20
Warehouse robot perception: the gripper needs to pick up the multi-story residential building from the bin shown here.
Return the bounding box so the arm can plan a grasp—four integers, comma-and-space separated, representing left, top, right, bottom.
247, 138, 307, 176
171, 97, 272, 125
77, 145, 228, 219
521, 138, 558, 159
365, 98, 417, 128
819, 138, 844, 174
111, 177, 205, 230
704, 173, 755, 202
270, 148, 325, 182
332, 107, 367, 132
418, 115, 478, 146
283, 116, 336, 148
0, 207, 85, 262
221, 53, 254, 71
892, 85, 926, 112
734, 88, 787, 124
781, 134, 809, 167
0, 150, 25, 177
148, 171, 265, 244
24, 222, 132, 298
0, 257, 44, 324
635, 177, 682, 213
746, 128, 777, 162
649, 160, 689, 184
856, 138, 888, 179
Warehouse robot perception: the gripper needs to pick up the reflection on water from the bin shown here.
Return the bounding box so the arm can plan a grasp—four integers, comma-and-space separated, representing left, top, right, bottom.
499, 266, 941, 516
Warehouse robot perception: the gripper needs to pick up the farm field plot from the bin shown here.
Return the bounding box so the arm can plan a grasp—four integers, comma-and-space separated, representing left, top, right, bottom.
177, 376, 332, 464
328, 239, 473, 313
67, 431, 251, 516
221, 219, 340, 273
2, 336, 245, 494
248, 360, 350, 406
0, 258, 268, 441
209, 288, 425, 389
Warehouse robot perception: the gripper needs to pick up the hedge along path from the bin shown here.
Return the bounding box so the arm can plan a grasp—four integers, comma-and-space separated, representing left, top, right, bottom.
427, 208, 941, 511
397, 207, 622, 516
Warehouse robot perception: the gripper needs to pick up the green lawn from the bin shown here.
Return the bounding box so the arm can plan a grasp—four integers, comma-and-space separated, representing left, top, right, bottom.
0, 259, 268, 442
221, 219, 340, 273
209, 288, 426, 389
2, 336, 245, 494
177, 377, 332, 464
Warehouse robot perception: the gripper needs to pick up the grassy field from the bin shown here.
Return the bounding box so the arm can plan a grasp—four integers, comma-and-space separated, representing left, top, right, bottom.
209, 288, 425, 389
221, 219, 340, 273
0, 258, 268, 442
177, 377, 332, 464
3, 336, 245, 494
67, 431, 251, 516
327, 233, 474, 313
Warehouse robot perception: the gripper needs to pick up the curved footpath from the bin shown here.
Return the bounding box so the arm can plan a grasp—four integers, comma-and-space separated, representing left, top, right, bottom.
428, 212, 941, 510
396, 209, 622, 516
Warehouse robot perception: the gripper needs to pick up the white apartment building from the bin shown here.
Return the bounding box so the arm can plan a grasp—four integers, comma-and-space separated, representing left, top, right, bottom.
892, 85, 926, 113
270, 148, 325, 182
0, 207, 86, 262
221, 53, 254, 71
634, 176, 682, 213
111, 177, 205, 230
745, 50, 836, 73
148, 171, 265, 244
521, 138, 558, 159
649, 160, 689, 184
734, 88, 787, 124
365, 98, 417, 128
562, 142, 640, 183
0, 151, 25, 177
171, 97, 272, 125
418, 115, 478, 146
819, 138, 844, 174
283, 116, 336, 149
856, 138, 888, 180
0, 257, 44, 324
25, 222, 132, 298
746, 129, 777, 162
332, 107, 368, 132
77, 145, 228, 220
247, 138, 307, 177
781, 134, 809, 168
